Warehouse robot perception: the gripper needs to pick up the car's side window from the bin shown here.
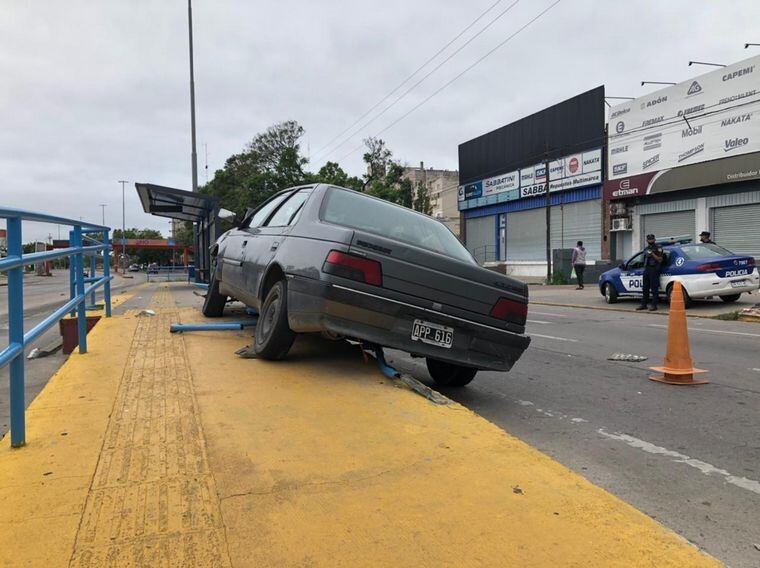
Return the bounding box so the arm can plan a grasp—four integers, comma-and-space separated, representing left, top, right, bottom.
627, 252, 645, 270
265, 189, 312, 227
246, 192, 292, 228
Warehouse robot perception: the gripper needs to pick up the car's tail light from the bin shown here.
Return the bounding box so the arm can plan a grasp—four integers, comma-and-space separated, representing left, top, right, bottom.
323, 250, 383, 286
697, 262, 722, 272
490, 297, 528, 322
748, 257, 756, 267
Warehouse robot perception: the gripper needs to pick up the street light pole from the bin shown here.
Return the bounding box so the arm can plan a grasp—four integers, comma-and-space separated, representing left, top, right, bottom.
118, 180, 128, 273
99, 204, 107, 226
188, 0, 198, 192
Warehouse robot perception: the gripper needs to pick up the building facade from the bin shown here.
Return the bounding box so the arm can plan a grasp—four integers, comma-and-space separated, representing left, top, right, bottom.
605, 54, 760, 261
402, 163, 460, 235
458, 87, 606, 277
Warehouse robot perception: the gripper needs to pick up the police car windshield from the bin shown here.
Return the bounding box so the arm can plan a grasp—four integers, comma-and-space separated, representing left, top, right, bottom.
680, 243, 734, 259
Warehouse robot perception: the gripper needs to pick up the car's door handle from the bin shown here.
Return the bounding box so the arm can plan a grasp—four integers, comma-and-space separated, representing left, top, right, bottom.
271, 241, 279, 251
242, 240, 248, 247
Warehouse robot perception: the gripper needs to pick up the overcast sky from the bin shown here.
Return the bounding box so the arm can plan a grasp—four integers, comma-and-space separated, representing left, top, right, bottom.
2, 0, 760, 240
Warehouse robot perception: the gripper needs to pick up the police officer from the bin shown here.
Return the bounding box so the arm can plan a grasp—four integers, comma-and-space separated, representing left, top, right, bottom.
699, 231, 715, 245
636, 233, 664, 311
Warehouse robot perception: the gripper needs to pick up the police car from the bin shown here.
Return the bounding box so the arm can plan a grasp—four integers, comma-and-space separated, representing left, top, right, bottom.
599, 236, 759, 307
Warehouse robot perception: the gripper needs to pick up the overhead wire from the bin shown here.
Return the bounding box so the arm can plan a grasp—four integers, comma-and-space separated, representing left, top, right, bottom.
310, 0, 506, 159
312, 0, 521, 162
336, 0, 564, 163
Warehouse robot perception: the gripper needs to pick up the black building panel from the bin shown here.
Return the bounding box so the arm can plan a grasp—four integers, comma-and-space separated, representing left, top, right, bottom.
458, 86, 605, 184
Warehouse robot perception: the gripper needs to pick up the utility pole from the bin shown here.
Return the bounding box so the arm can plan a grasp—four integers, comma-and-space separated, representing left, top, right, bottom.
544, 155, 552, 283
188, 0, 198, 192
118, 180, 128, 273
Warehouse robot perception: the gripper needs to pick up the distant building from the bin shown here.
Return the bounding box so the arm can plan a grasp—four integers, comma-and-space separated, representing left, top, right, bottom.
402, 163, 460, 236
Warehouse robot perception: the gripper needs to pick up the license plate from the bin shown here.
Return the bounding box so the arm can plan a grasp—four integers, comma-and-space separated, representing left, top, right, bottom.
411, 319, 454, 348
730, 280, 747, 288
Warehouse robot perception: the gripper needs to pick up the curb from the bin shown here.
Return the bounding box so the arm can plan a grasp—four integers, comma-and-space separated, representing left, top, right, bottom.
530, 300, 734, 320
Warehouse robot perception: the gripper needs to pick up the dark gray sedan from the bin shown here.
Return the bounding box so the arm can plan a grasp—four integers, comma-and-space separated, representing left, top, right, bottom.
204, 184, 530, 387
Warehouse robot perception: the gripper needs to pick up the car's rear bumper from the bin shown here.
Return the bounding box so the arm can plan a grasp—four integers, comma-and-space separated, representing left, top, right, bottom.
286, 275, 531, 372
679, 272, 760, 298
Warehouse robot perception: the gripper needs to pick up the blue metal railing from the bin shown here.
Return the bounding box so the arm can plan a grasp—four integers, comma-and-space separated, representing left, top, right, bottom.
0, 207, 112, 448
146, 265, 191, 282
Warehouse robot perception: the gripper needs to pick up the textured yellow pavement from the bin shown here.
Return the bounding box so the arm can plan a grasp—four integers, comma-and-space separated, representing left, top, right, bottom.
0, 283, 720, 567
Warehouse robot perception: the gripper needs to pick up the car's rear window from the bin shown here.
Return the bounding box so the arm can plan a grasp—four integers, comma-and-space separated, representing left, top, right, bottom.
321, 187, 474, 264
680, 243, 735, 259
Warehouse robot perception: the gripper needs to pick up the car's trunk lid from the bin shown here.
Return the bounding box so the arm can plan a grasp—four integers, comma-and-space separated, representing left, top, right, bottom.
348, 231, 528, 331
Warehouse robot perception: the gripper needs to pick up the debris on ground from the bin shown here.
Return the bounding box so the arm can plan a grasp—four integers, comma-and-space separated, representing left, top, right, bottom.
738, 304, 760, 323
607, 353, 648, 362
136, 309, 156, 317
234, 345, 258, 359
393, 373, 451, 406
26, 338, 63, 359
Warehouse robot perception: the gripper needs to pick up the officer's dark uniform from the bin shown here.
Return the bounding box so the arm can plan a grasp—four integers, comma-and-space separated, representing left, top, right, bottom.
640, 239, 664, 310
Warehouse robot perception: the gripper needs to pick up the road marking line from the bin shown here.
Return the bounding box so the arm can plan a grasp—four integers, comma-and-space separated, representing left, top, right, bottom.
529, 311, 569, 318
527, 319, 551, 324
647, 324, 760, 338
531, 333, 578, 342
598, 429, 760, 496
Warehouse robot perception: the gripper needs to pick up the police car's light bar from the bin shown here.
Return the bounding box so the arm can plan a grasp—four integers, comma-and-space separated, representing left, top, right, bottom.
655, 235, 693, 246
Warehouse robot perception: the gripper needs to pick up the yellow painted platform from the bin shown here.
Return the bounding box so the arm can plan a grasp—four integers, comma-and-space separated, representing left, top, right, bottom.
0, 283, 720, 567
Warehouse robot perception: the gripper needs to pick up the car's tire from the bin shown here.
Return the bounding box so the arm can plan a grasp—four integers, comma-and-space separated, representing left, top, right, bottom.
426, 358, 478, 388
667, 283, 693, 309
254, 280, 296, 360
202, 267, 227, 317
604, 282, 618, 304
720, 294, 741, 303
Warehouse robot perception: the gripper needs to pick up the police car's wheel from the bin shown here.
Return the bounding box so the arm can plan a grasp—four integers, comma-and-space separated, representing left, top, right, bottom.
604, 283, 618, 304
720, 294, 741, 303
667, 283, 693, 308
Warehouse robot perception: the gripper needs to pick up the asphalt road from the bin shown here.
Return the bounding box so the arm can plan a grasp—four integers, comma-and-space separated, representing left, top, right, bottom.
388, 305, 760, 568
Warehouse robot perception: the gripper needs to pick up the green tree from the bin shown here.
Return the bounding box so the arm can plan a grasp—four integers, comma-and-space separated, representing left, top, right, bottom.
112, 228, 164, 240
200, 120, 311, 214
412, 180, 432, 214
313, 161, 362, 191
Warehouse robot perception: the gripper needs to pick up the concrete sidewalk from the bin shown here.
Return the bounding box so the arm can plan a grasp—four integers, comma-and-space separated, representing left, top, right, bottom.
529, 283, 759, 318
0, 283, 719, 566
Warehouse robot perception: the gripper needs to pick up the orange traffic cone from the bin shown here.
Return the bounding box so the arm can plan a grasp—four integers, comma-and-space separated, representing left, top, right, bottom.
649, 281, 709, 385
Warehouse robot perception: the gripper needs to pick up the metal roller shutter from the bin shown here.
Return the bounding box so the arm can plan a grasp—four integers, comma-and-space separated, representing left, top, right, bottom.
506, 208, 546, 261
465, 215, 496, 263
641, 210, 695, 247
550, 200, 601, 260
711, 204, 760, 257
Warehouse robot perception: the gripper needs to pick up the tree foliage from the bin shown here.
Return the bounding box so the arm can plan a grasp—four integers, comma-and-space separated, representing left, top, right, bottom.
200, 123, 433, 218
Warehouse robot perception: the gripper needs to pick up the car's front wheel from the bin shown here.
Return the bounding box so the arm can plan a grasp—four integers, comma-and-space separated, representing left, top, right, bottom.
426, 358, 478, 387
254, 280, 296, 360
604, 282, 618, 304
720, 293, 741, 303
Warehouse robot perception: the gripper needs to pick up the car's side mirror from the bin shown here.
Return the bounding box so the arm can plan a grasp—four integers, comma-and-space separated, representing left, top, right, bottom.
618, 263, 626, 270
218, 208, 239, 224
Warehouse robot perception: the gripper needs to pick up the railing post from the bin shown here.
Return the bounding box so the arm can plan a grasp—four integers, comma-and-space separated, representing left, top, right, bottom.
7, 217, 26, 447
103, 231, 112, 317
68, 230, 76, 317
71, 226, 87, 354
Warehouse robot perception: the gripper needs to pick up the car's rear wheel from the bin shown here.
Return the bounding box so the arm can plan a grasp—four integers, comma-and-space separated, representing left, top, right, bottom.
604, 282, 618, 304
667, 283, 693, 308
426, 358, 478, 387
720, 293, 741, 303
254, 280, 296, 360
202, 267, 227, 317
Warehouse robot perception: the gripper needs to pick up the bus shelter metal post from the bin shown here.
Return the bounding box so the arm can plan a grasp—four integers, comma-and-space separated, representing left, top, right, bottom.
7, 217, 26, 447
69, 230, 77, 317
